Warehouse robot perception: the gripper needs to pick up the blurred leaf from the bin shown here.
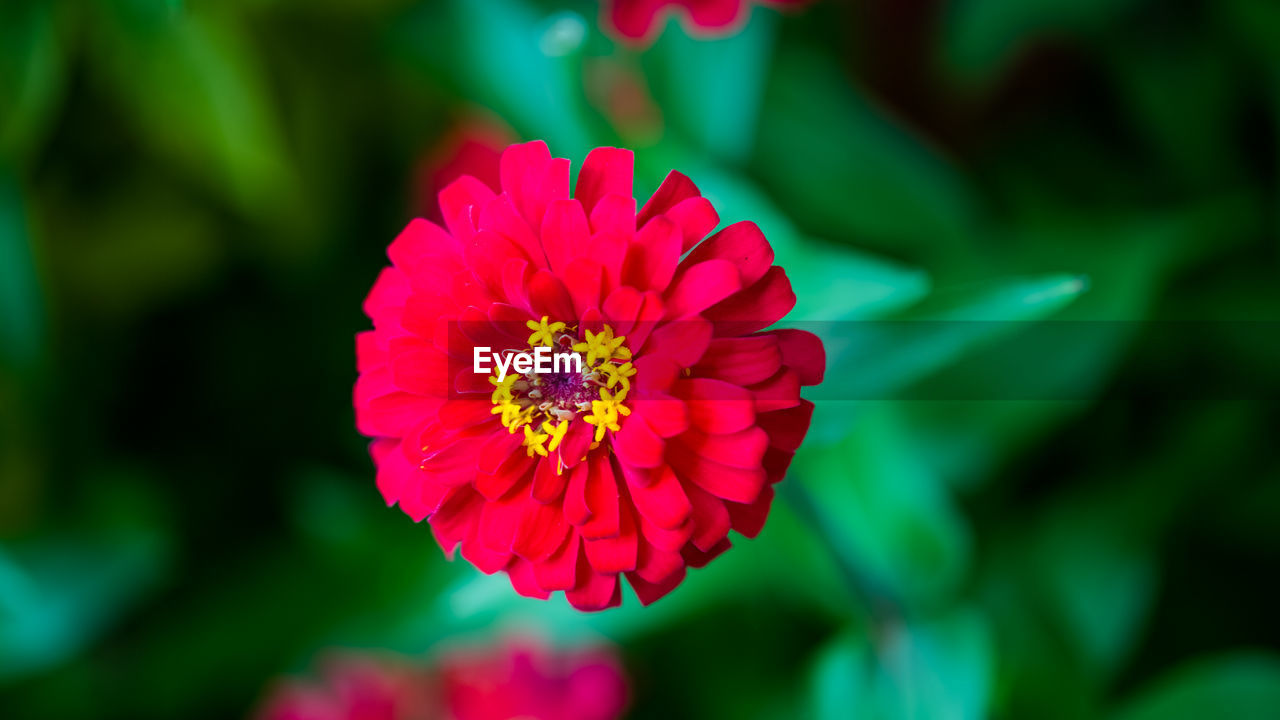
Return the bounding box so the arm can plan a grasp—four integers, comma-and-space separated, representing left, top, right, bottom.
818, 274, 1087, 403
1106, 31, 1239, 188
981, 405, 1257, 719
0, 527, 166, 682
1111, 654, 1280, 720
404, 0, 599, 158
91, 2, 297, 227
754, 44, 979, 260
785, 248, 932, 323
0, 172, 41, 373
644, 6, 776, 163
633, 150, 933, 323
1219, 0, 1280, 72
811, 609, 994, 720
1034, 502, 1157, 680
901, 198, 1253, 489
792, 405, 971, 608
37, 178, 224, 320
0, 173, 43, 532
0, 1, 65, 167
942, 0, 1144, 88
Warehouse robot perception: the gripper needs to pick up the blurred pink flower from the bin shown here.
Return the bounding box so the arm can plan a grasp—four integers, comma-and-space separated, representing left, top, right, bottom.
604, 0, 810, 45
254, 654, 434, 720
441, 642, 628, 720
252, 642, 628, 720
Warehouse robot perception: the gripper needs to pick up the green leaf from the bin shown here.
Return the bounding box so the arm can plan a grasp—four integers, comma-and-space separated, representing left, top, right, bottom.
0, 1, 65, 167
404, 0, 599, 159
643, 6, 776, 164
811, 609, 994, 720
818, 274, 1087, 403
941, 0, 1145, 88
0, 172, 41, 374
1111, 654, 1280, 720
792, 405, 971, 608
36, 177, 224, 320
634, 153, 932, 322
1026, 491, 1161, 681
753, 44, 979, 258
0, 527, 167, 682
91, 2, 296, 224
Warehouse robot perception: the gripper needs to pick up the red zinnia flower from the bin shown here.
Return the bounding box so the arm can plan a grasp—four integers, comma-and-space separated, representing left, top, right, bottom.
254, 642, 627, 720
356, 141, 824, 610
604, 0, 810, 45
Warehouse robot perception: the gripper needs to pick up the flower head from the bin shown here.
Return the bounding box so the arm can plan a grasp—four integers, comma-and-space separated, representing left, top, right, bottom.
356, 141, 824, 610
604, 0, 810, 45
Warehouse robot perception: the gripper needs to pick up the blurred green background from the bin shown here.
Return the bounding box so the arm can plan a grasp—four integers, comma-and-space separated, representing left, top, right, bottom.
3, 0, 1280, 717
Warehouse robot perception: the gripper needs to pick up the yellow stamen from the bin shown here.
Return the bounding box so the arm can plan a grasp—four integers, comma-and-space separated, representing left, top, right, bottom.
526, 315, 566, 347
523, 424, 549, 457
542, 419, 569, 452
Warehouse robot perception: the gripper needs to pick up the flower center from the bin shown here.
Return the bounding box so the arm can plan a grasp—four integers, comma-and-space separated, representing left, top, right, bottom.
489, 317, 636, 458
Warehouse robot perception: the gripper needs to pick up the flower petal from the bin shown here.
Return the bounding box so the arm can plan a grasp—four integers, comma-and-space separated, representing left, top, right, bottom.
642, 316, 711, 367
533, 533, 580, 591
540, 198, 589, 273
690, 335, 782, 386
672, 378, 756, 434
679, 221, 773, 287
683, 482, 731, 551
621, 215, 681, 292
507, 557, 552, 600
663, 196, 720, 253
767, 328, 827, 386
580, 453, 622, 539
529, 269, 576, 322
562, 258, 606, 319
756, 400, 815, 453
670, 441, 767, 505
499, 140, 569, 231
726, 485, 774, 539
565, 548, 622, 611
749, 368, 802, 413
623, 464, 691, 531
612, 413, 665, 469
671, 426, 769, 470
681, 537, 731, 569
584, 502, 638, 573
532, 455, 570, 504
575, 147, 634, 216
638, 170, 700, 226
626, 564, 686, 606
513, 499, 570, 563
704, 266, 796, 336
438, 175, 494, 243
662, 259, 741, 318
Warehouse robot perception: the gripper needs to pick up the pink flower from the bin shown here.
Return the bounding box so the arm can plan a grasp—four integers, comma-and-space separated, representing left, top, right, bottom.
253, 642, 627, 720
441, 642, 627, 720
254, 654, 434, 720
356, 141, 824, 610
603, 0, 810, 45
